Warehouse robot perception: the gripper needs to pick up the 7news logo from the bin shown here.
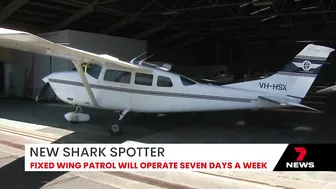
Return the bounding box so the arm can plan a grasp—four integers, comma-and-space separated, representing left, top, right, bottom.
285, 147, 315, 169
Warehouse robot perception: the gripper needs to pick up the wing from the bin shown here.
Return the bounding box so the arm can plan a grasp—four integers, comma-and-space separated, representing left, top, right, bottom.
0, 27, 151, 73
258, 96, 322, 112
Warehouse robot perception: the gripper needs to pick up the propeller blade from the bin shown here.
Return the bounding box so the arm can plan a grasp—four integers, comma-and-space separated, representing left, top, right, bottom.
35, 82, 50, 102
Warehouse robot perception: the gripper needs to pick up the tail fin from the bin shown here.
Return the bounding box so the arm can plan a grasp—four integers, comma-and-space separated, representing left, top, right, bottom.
224, 44, 335, 99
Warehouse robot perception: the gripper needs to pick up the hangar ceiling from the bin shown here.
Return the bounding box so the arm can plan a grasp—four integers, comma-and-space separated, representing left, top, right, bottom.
0, 0, 336, 47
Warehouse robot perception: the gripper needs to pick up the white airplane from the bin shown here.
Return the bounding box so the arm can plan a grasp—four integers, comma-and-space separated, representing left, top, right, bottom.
0, 27, 334, 135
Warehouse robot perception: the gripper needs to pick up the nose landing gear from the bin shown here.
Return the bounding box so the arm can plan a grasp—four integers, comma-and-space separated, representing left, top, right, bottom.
64, 105, 90, 123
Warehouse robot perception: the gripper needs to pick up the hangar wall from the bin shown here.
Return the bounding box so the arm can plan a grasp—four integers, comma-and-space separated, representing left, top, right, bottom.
0, 47, 13, 95
1, 30, 147, 98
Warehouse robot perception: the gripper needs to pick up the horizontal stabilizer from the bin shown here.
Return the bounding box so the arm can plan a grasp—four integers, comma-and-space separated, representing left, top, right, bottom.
258, 96, 322, 113
258, 96, 287, 105
317, 85, 336, 93
286, 102, 322, 113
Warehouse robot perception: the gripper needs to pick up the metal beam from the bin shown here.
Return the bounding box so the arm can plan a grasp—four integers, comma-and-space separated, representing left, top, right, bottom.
30, 2, 74, 13
52, 0, 208, 36
134, 15, 178, 39
53, 1, 97, 30
100, 16, 136, 34
229, 30, 336, 40
211, 21, 336, 31
179, 36, 206, 47
100, 0, 155, 34
133, 23, 167, 39
0, 0, 28, 23
139, 0, 278, 16
173, 10, 336, 24
157, 30, 189, 44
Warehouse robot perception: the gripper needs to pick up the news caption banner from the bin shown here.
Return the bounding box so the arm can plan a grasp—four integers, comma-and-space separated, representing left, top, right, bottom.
24, 144, 336, 172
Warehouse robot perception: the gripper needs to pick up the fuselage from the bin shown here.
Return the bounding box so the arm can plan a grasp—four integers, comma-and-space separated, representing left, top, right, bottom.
43, 64, 283, 113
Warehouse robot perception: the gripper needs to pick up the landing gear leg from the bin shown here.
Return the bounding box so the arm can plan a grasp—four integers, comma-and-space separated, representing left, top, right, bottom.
109, 109, 129, 135
74, 105, 82, 113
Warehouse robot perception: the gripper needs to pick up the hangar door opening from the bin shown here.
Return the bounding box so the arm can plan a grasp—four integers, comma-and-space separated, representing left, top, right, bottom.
0, 62, 3, 93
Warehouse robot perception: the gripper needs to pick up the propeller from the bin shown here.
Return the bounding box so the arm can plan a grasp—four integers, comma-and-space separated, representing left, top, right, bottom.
35, 82, 50, 102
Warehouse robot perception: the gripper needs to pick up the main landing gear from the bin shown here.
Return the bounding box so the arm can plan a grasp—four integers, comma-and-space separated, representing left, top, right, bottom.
109, 109, 129, 136
74, 105, 83, 113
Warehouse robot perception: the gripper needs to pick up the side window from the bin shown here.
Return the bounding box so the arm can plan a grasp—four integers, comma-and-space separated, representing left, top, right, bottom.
104, 69, 131, 84
180, 76, 196, 86
135, 73, 153, 86
85, 64, 102, 79
157, 76, 173, 87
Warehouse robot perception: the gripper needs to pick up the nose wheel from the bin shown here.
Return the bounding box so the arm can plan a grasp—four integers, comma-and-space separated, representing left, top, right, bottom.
109, 109, 129, 136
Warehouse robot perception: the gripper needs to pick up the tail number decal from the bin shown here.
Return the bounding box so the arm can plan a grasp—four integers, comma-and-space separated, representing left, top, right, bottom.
259, 83, 287, 91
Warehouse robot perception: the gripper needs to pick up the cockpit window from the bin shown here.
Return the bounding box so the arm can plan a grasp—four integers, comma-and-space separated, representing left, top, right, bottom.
104, 69, 131, 84
85, 64, 102, 79
180, 76, 196, 86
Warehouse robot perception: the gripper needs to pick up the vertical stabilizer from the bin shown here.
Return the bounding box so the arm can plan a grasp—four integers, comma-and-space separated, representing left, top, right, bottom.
224, 44, 335, 99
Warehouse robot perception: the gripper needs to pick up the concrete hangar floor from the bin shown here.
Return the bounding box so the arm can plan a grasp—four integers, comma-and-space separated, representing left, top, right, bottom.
1, 98, 336, 189
0, 97, 336, 144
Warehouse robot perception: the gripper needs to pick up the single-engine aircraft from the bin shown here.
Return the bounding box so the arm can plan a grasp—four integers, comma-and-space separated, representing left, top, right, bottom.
0, 27, 334, 135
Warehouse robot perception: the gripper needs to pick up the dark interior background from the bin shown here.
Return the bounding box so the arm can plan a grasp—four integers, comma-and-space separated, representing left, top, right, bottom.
1, 0, 336, 83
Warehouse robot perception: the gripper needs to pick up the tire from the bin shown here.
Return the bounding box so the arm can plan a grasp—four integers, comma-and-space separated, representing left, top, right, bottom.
109, 122, 123, 135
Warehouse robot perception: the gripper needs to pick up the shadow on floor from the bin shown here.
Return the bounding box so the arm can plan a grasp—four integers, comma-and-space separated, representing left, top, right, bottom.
0, 98, 336, 188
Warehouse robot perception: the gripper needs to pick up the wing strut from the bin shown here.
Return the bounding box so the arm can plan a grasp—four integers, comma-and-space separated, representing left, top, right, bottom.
73, 61, 99, 107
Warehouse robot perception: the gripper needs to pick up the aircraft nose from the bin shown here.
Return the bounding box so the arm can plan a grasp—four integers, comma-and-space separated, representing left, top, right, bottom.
42, 71, 78, 83
42, 74, 52, 83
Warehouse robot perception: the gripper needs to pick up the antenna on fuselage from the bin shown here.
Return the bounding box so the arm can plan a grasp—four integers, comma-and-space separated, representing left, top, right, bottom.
130, 51, 147, 64
139, 54, 154, 66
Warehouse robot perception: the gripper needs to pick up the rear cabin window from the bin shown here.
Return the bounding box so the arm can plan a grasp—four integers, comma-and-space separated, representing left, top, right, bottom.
135, 73, 153, 86
180, 76, 196, 86
157, 76, 173, 87
104, 69, 131, 84
86, 64, 102, 79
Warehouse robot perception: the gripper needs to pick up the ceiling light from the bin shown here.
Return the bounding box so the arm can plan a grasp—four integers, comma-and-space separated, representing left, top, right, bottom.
250, 6, 270, 15
301, 6, 318, 10
240, 0, 258, 8
261, 15, 277, 22
162, 11, 178, 15
253, 2, 273, 6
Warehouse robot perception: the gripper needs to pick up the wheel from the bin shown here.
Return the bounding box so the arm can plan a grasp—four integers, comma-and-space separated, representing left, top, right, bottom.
109, 122, 123, 135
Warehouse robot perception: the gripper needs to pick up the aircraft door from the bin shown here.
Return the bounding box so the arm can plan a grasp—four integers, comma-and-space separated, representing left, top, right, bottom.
98, 68, 132, 110
129, 72, 156, 112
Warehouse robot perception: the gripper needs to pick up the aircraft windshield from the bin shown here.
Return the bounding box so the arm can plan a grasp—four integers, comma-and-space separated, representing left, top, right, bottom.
84, 64, 102, 79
